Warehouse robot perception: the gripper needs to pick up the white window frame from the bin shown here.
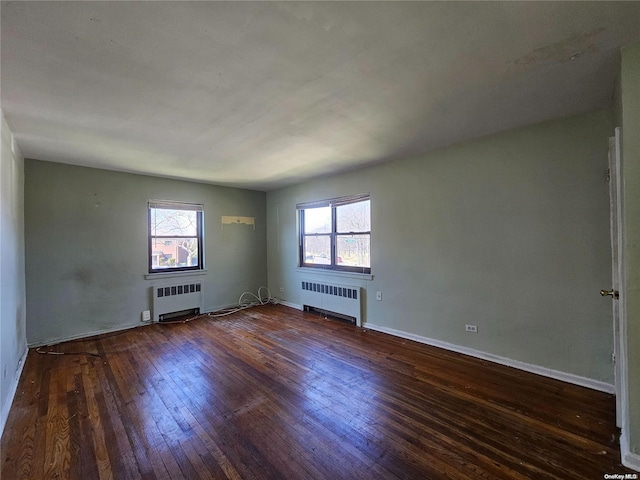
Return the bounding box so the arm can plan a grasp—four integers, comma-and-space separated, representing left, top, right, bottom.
297, 194, 371, 275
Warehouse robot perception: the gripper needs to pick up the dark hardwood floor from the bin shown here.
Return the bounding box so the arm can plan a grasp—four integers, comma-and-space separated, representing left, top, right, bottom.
1, 304, 633, 479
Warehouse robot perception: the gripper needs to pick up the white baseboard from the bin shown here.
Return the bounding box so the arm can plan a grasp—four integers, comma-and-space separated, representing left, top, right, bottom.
29, 323, 145, 348
278, 301, 302, 310
624, 451, 640, 472
621, 433, 640, 472
364, 322, 615, 394
30, 301, 289, 348
29, 303, 243, 348
1, 345, 28, 438
203, 302, 244, 314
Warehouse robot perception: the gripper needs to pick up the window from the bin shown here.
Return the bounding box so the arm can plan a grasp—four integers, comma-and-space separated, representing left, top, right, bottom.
298, 194, 370, 274
149, 201, 203, 273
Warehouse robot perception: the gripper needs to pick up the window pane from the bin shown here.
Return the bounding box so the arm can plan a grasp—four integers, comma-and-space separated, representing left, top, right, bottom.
303, 207, 331, 234
151, 208, 198, 236
151, 238, 199, 269
336, 200, 370, 233
303, 235, 331, 265
336, 235, 370, 268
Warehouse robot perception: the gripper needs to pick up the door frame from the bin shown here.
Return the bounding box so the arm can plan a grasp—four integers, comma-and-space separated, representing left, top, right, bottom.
609, 127, 628, 432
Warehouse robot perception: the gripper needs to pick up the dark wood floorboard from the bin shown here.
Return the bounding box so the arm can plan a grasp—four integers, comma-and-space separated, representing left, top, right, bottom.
1, 304, 634, 479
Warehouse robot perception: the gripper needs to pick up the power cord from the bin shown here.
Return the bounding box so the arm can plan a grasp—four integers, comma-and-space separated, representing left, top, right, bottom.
35, 287, 280, 355
159, 286, 280, 324
34, 326, 141, 357
36, 346, 101, 357
208, 286, 280, 317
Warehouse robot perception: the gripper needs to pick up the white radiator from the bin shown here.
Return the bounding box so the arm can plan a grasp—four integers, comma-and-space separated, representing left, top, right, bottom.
151, 282, 203, 322
300, 280, 363, 326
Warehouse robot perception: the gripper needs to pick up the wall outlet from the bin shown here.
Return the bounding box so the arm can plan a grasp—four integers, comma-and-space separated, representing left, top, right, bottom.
280, 287, 285, 292
142, 310, 151, 322
465, 324, 478, 333
376, 291, 382, 301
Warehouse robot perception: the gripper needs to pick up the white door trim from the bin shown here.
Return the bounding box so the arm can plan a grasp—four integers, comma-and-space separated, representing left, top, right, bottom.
611, 127, 631, 467
608, 132, 623, 427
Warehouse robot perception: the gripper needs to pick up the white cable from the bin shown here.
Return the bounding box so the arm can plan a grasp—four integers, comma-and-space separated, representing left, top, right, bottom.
206, 286, 279, 318
158, 286, 280, 323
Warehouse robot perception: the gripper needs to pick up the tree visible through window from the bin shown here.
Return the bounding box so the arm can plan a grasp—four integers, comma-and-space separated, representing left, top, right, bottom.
298, 194, 370, 274
149, 201, 203, 273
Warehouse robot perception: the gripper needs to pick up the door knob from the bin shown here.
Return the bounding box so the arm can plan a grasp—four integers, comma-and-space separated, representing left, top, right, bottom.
600, 289, 619, 299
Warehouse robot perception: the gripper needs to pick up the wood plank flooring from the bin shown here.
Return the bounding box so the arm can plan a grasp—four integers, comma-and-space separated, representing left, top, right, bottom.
1, 304, 634, 479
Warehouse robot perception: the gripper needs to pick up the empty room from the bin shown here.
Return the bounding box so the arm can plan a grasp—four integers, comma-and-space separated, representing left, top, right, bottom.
1, 1, 640, 479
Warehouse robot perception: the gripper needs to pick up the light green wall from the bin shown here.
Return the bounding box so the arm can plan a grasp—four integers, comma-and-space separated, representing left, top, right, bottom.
0, 112, 27, 436
267, 109, 614, 384
620, 42, 640, 459
25, 160, 267, 345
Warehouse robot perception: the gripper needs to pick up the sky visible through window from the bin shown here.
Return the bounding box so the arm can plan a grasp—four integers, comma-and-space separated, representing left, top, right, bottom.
301, 200, 370, 270
304, 206, 331, 234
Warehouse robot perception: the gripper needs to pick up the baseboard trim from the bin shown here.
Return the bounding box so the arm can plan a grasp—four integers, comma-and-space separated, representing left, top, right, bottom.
1, 345, 28, 439
278, 301, 302, 310
29, 323, 145, 348
364, 323, 615, 394
30, 302, 290, 348
621, 434, 640, 472
29, 303, 244, 347
203, 303, 247, 315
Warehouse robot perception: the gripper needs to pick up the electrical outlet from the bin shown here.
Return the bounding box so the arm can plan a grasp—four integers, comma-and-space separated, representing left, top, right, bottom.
142, 310, 151, 322
280, 287, 285, 292
465, 325, 478, 333
376, 291, 382, 301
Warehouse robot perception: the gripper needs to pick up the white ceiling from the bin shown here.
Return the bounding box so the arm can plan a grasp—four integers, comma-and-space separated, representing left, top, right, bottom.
2, 2, 639, 191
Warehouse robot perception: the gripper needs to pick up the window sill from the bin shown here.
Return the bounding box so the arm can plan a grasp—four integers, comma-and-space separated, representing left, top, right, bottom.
295, 267, 373, 281
145, 270, 208, 280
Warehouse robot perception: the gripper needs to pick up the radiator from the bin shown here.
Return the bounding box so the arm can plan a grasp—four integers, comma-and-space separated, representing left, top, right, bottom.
151, 283, 203, 322
300, 280, 363, 326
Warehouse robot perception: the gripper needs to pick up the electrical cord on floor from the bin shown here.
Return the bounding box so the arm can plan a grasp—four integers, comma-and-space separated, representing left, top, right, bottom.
158, 286, 281, 324
36, 346, 101, 357
33, 324, 146, 357
207, 286, 280, 318
35, 287, 281, 355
